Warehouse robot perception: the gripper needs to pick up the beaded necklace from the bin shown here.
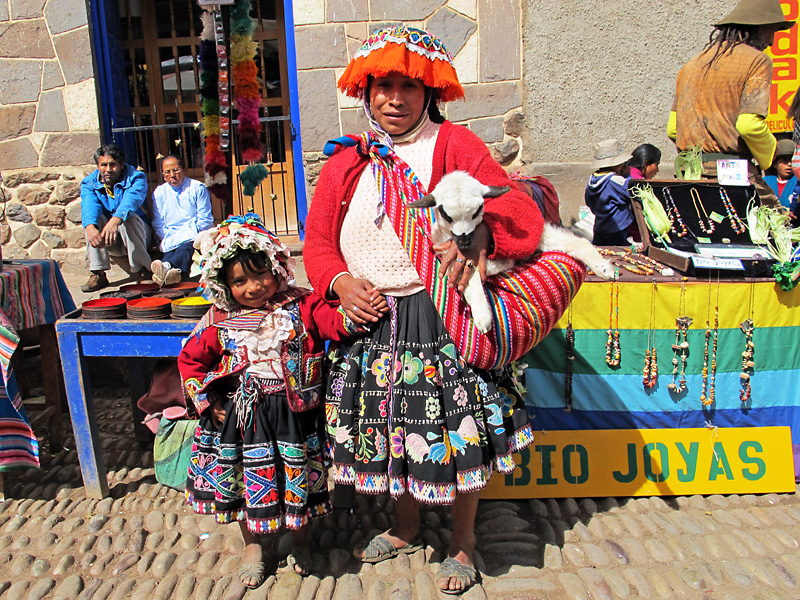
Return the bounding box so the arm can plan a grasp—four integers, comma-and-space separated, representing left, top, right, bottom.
701, 275, 720, 406
662, 187, 688, 237
668, 278, 691, 394
605, 275, 621, 367
739, 280, 756, 403
642, 280, 658, 388
690, 187, 715, 234
719, 187, 747, 234
564, 303, 575, 411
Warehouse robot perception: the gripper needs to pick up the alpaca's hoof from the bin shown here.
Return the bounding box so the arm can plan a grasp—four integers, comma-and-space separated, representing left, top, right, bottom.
593, 260, 616, 280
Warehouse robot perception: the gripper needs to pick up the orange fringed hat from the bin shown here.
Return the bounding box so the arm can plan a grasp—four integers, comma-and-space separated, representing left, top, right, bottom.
338, 25, 465, 103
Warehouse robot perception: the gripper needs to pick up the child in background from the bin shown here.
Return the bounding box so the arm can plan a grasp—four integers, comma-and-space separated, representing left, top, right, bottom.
585, 139, 640, 245
764, 138, 798, 209
178, 214, 382, 589
628, 144, 662, 180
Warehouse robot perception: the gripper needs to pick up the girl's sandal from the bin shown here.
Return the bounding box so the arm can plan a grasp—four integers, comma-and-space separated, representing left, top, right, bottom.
239, 561, 266, 589
437, 557, 479, 595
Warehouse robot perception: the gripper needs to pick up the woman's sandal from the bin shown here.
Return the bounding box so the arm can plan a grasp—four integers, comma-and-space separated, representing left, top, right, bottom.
437, 557, 479, 595
238, 560, 266, 589
357, 532, 424, 563
286, 550, 312, 576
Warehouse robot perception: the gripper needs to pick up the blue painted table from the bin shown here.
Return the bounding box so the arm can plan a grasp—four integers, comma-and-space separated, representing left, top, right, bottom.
56, 310, 197, 498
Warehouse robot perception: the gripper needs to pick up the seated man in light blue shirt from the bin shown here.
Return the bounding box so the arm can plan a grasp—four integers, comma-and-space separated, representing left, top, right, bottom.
150, 155, 214, 285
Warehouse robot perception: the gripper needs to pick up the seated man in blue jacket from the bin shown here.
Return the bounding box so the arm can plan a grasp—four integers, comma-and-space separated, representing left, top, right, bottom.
80, 144, 153, 292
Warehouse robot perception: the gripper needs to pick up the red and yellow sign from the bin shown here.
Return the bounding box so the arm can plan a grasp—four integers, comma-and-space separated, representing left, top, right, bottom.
483, 427, 795, 498
766, 0, 800, 131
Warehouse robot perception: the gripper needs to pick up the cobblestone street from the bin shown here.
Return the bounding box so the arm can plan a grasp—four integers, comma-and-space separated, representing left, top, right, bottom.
2, 381, 800, 600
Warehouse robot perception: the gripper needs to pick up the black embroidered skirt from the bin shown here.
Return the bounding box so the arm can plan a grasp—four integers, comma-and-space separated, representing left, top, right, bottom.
324, 291, 534, 505
185, 376, 331, 533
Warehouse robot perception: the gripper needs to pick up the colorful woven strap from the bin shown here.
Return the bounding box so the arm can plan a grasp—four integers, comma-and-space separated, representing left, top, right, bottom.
356, 132, 586, 370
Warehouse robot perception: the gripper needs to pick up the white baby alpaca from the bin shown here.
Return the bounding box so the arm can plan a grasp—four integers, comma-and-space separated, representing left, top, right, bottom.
409, 171, 615, 333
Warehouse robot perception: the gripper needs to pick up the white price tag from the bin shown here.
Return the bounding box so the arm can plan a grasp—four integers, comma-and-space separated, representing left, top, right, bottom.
690, 255, 745, 270
716, 160, 749, 186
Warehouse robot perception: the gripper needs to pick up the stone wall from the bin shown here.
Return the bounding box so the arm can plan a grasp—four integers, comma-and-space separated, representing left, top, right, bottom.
0, 0, 99, 270
293, 0, 528, 203
519, 1, 724, 224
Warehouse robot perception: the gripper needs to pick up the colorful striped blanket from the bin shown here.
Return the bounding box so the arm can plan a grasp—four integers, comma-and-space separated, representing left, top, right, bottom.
0, 260, 76, 470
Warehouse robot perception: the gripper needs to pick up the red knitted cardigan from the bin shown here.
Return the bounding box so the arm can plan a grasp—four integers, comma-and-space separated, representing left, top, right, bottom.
304, 120, 544, 298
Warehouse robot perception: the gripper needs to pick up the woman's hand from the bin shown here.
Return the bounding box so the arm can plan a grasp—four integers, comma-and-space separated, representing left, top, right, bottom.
434, 222, 492, 292
333, 274, 388, 326
206, 390, 226, 428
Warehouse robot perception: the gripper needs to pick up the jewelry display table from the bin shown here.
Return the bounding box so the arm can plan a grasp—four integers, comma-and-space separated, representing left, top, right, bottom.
523, 276, 800, 439
56, 312, 197, 498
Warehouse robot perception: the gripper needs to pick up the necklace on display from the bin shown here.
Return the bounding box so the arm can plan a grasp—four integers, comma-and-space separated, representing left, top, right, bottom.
719, 187, 747, 234
565, 303, 575, 411
667, 278, 692, 394
739, 280, 756, 403
662, 187, 688, 237
605, 275, 621, 367
690, 187, 716, 235
642, 280, 658, 388
701, 275, 720, 406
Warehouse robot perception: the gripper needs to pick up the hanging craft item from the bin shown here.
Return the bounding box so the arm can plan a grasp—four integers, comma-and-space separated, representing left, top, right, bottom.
230, 0, 267, 197
700, 276, 719, 407
564, 304, 575, 411
739, 280, 756, 403
215, 9, 231, 151
667, 278, 691, 394
642, 281, 658, 389
198, 7, 229, 205
605, 275, 621, 367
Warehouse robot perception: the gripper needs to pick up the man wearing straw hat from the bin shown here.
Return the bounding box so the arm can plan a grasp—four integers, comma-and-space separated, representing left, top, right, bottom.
667, 0, 795, 208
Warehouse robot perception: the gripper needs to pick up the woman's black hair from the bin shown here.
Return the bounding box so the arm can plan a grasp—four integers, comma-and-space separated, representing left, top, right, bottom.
222, 249, 272, 280
628, 144, 662, 171
427, 89, 445, 124
704, 24, 765, 70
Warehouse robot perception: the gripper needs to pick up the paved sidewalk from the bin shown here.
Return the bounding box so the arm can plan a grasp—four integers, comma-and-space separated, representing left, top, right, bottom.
1, 256, 798, 599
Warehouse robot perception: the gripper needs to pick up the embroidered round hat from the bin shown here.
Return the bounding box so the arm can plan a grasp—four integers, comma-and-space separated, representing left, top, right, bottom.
716, 0, 795, 29
592, 139, 630, 170
337, 25, 464, 102
191, 213, 296, 310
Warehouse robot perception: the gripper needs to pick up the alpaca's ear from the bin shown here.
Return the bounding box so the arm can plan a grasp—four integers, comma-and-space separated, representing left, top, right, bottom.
483, 185, 510, 199
408, 194, 437, 208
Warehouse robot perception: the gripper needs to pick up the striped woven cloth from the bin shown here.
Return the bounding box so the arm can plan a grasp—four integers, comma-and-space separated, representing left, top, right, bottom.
360, 132, 586, 370
0, 259, 76, 470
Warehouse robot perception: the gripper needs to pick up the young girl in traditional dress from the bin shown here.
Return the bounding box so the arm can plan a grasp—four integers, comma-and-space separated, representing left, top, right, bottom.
178, 214, 382, 588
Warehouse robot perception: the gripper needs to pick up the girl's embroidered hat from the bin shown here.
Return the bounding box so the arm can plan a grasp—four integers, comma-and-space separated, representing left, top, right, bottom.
337, 25, 464, 103
191, 213, 296, 310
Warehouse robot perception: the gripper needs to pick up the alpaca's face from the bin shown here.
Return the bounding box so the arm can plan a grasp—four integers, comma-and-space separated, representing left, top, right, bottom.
437, 197, 484, 250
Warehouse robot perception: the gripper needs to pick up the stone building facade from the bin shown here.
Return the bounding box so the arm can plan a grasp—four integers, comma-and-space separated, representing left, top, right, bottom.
294, 0, 530, 204
0, 0, 778, 270
0, 0, 100, 271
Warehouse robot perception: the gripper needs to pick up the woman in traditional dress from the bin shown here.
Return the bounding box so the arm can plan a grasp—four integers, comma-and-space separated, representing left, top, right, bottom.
304, 25, 582, 594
